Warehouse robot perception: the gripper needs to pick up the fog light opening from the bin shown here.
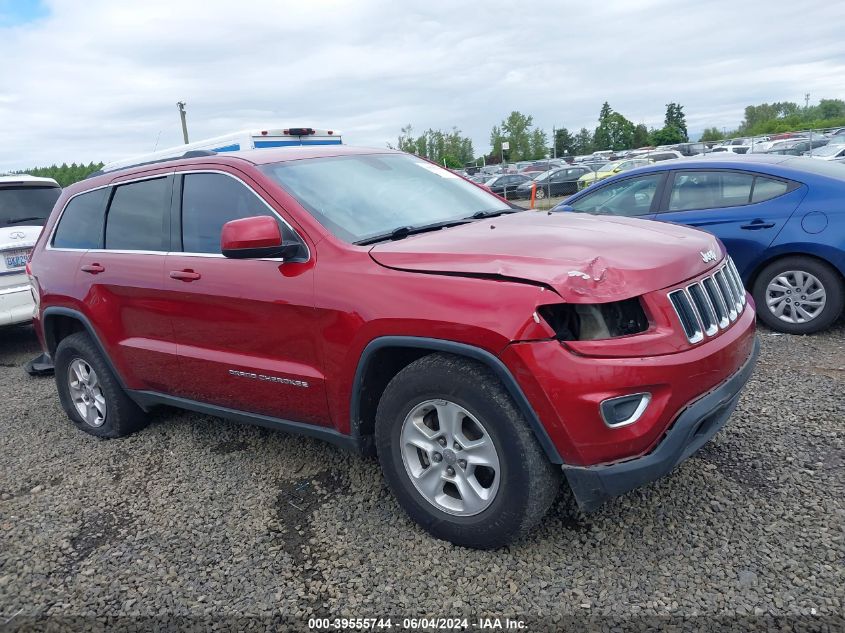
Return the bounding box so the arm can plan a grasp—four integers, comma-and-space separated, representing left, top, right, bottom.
600, 393, 652, 429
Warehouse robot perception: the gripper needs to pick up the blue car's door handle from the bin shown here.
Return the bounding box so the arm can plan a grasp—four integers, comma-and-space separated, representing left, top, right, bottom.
741, 220, 776, 230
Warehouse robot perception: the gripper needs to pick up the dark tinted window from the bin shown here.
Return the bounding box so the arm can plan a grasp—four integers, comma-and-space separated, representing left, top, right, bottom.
105, 178, 170, 251
52, 189, 107, 249
181, 173, 280, 254
667, 171, 755, 211
570, 174, 662, 217
751, 176, 789, 203
0, 186, 61, 227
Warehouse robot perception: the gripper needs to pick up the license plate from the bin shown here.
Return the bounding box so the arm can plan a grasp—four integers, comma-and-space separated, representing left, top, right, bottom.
4, 250, 30, 270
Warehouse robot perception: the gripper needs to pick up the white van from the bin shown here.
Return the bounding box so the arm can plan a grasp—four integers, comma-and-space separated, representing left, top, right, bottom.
102, 127, 342, 172
0, 175, 61, 327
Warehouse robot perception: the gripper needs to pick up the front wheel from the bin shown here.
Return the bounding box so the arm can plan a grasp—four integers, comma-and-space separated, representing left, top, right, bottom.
752, 256, 844, 334
375, 353, 560, 549
534, 187, 546, 200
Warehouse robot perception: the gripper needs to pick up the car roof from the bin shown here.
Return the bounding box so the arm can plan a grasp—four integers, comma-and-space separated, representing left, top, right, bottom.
572, 153, 845, 193
0, 174, 60, 187
62, 145, 404, 197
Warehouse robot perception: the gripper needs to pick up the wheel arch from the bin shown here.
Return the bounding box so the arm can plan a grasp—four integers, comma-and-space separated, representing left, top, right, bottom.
745, 249, 845, 293
350, 336, 563, 464
42, 307, 130, 391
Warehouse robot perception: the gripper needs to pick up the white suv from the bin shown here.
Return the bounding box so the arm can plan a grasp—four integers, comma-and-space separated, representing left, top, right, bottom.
0, 175, 61, 327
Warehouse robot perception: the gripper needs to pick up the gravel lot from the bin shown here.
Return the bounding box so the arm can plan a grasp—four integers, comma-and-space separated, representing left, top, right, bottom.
1, 322, 843, 631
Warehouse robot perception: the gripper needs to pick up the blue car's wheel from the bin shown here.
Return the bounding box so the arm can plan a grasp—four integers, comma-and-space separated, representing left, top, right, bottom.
752, 256, 844, 334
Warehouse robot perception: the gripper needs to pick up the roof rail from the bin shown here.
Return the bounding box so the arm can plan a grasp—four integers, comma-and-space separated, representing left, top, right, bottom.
86, 149, 218, 179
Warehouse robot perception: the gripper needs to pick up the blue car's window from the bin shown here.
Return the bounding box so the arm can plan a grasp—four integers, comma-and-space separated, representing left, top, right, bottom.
570, 174, 662, 217
751, 177, 789, 203
667, 171, 754, 211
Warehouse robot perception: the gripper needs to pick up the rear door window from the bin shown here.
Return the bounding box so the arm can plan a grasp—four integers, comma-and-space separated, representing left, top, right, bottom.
667, 171, 755, 211
52, 189, 107, 249
105, 177, 170, 251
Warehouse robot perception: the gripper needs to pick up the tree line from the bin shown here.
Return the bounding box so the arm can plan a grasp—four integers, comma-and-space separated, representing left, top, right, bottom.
700, 98, 845, 141
12, 162, 104, 187
394, 96, 845, 165
394, 102, 689, 165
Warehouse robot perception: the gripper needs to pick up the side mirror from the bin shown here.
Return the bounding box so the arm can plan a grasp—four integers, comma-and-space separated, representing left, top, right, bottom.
553, 204, 574, 213
221, 216, 301, 260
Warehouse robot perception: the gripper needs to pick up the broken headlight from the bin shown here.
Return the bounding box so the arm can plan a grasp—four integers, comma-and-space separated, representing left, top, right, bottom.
538, 298, 649, 341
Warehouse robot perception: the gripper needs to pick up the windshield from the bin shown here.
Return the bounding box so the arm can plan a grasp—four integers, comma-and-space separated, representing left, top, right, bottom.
533, 170, 557, 182
0, 186, 61, 226
811, 144, 845, 157
599, 161, 622, 172
262, 154, 510, 243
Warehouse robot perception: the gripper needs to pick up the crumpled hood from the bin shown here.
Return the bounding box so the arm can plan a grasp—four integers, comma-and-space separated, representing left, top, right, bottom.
369, 212, 724, 302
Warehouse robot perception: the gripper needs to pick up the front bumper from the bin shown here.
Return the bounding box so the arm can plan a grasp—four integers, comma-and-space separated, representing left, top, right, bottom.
0, 283, 35, 327
563, 337, 760, 511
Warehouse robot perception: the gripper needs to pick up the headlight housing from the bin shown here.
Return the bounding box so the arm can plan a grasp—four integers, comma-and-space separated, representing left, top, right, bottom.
538, 298, 649, 341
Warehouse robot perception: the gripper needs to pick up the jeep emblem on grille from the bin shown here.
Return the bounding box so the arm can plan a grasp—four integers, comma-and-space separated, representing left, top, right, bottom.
700, 249, 717, 263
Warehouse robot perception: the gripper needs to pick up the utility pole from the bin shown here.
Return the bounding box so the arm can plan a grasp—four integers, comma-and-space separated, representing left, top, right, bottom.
177, 101, 189, 144
805, 93, 810, 109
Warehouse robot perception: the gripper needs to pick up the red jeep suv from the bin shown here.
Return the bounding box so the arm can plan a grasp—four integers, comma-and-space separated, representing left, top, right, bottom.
28, 146, 758, 548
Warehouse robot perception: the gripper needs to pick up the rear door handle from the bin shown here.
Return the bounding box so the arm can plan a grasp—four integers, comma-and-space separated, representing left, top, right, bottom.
169, 270, 201, 282
740, 220, 775, 230
80, 263, 105, 274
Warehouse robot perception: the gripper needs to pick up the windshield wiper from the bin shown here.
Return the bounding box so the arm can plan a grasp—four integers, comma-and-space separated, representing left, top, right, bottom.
355, 219, 473, 246
6, 216, 44, 225
467, 208, 519, 220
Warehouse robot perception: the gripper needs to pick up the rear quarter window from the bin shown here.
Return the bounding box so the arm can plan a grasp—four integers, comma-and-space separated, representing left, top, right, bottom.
52, 188, 107, 249
751, 177, 790, 203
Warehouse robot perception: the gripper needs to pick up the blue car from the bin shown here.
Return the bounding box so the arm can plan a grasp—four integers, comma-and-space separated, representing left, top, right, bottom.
553, 155, 845, 334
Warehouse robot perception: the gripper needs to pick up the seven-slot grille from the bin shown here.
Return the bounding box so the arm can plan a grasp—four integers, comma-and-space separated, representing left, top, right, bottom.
668, 257, 746, 344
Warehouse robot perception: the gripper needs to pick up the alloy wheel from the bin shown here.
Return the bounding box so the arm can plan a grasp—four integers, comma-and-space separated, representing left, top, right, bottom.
400, 399, 500, 516
765, 270, 826, 324
67, 359, 107, 427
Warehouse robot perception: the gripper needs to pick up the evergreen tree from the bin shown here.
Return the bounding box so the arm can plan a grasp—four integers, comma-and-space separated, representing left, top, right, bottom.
632, 124, 650, 148
553, 127, 576, 157
572, 128, 594, 155
664, 103, 688, 141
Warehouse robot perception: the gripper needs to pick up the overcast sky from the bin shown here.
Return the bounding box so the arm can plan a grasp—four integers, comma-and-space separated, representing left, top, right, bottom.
1, 0, 843, 171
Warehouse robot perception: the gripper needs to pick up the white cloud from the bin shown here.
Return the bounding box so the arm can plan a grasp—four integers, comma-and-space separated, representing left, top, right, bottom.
1, 0, 843, 170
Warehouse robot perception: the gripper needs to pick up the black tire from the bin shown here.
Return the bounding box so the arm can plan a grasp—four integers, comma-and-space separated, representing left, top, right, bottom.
54, 332, 148, 438
752, 256, 844, 334
535, 187, 546, 200
374, 353, 560, 549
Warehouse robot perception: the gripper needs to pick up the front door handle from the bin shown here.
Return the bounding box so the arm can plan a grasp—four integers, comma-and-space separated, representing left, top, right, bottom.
169, 270, 201, 282
740, 220, 775, 230
80, 263, 105, 274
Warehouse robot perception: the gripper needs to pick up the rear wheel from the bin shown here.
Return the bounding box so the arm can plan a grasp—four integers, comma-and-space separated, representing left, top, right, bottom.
752, 256, 844, 334
55, 332, 148, 438
375, 353, 560, 549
